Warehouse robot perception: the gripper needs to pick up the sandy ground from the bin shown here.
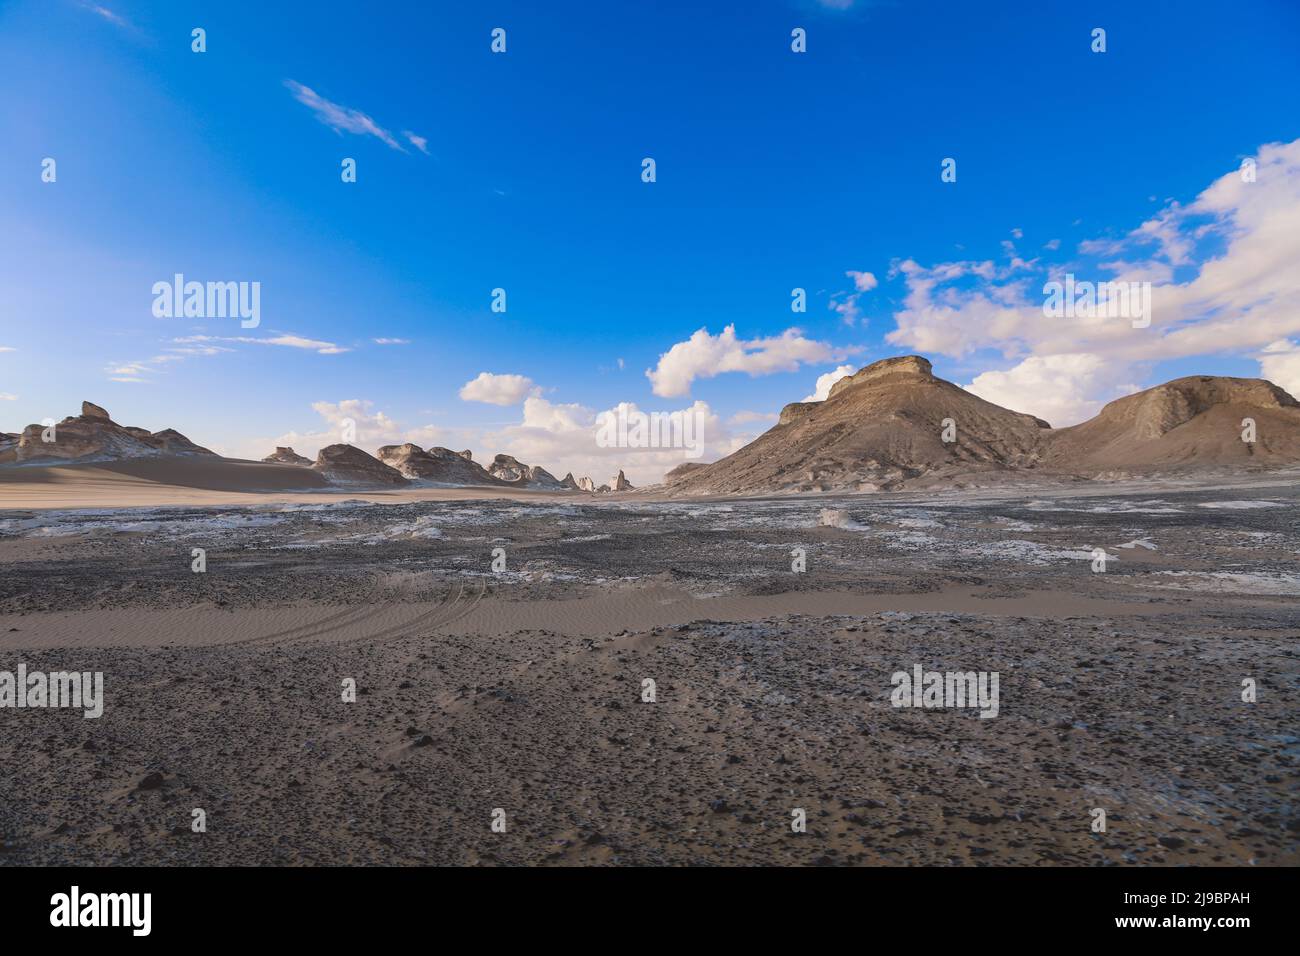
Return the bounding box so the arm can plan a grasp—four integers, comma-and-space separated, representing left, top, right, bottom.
0, 475, 1296, 865
5, 457, 1299, 511
0, 459, 565, 510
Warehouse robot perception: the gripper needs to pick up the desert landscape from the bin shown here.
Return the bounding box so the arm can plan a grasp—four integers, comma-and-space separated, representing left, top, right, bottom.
1, 357, 1297, 866
8, 4, 1300, 937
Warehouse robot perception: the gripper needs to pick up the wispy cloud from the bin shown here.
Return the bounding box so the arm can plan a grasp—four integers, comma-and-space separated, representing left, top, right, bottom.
106, 334, 342, 383
106, 363, 151, 376
830, 269, 878, 326
729, 410, 778, 425
284, 80, 407, 152
175, 333, 350, 355
881, 137, 1300, 421
0, 392, 17, 401
102, 356, 183, 383
80, 3, 129, 28
402, 131, 430, 155
372, 337, 410, 345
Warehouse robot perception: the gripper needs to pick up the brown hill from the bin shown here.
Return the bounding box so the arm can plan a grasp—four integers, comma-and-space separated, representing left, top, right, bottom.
1, 401, 216, 465
376, 443, 504, 485
663, 462, 709, 484
666, 357, 1300, 495
312, 444, 408, 487
668, 356, 1050, 495
1041, 375, 1300, 475
263, 446, 312, 466
488, 454, 565, 489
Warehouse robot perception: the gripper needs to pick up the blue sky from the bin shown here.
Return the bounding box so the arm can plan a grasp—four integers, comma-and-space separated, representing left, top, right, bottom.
2, 0, 1299, 482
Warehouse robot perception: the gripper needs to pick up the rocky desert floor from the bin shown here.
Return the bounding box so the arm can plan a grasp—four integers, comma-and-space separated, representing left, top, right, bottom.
0, 479, 1297, 866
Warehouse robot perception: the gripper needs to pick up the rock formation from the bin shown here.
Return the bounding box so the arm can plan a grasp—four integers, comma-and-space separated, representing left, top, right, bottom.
376, 443, 502, 485
13, 365, 1296, 496
262, 446, 313, 466
668, 356, 1050, 495
665, 355, 1300, 495
312, 444, 408, 487
663, 462, 709, 483
488, 453, 565, 489
1, 401, 216, 465
1040, 375, 1300, 476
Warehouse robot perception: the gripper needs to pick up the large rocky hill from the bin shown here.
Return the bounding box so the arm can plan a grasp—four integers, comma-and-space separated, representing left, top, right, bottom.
665, 356, 1300, 495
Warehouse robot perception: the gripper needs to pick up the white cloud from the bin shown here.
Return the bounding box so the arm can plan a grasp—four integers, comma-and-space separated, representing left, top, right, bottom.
106, 335, 339, 385
284, 80, 404, 152
243, 399, 414, 462
238, 394, 751, 487
729, 410, 778, 425
1259, 340, 1300, 399
0, 347, 15, 352
81, 4, 128, 27
830, 299, 857, 326
0, 392, 17, 400
166, 346, 229, 357
802, 363, 857, 402
881, 138, 1300, 424
847, 270, 877, 292
309, 399, 400, 442
646, 324, 855, 398
831, 270, 877, 326
174, 334, 348, 354
482, 396, 742, 487
458, 372, 541, 406
965, 354, 1140, 426
403, 131, 430, 155
372, 337, 410, 345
